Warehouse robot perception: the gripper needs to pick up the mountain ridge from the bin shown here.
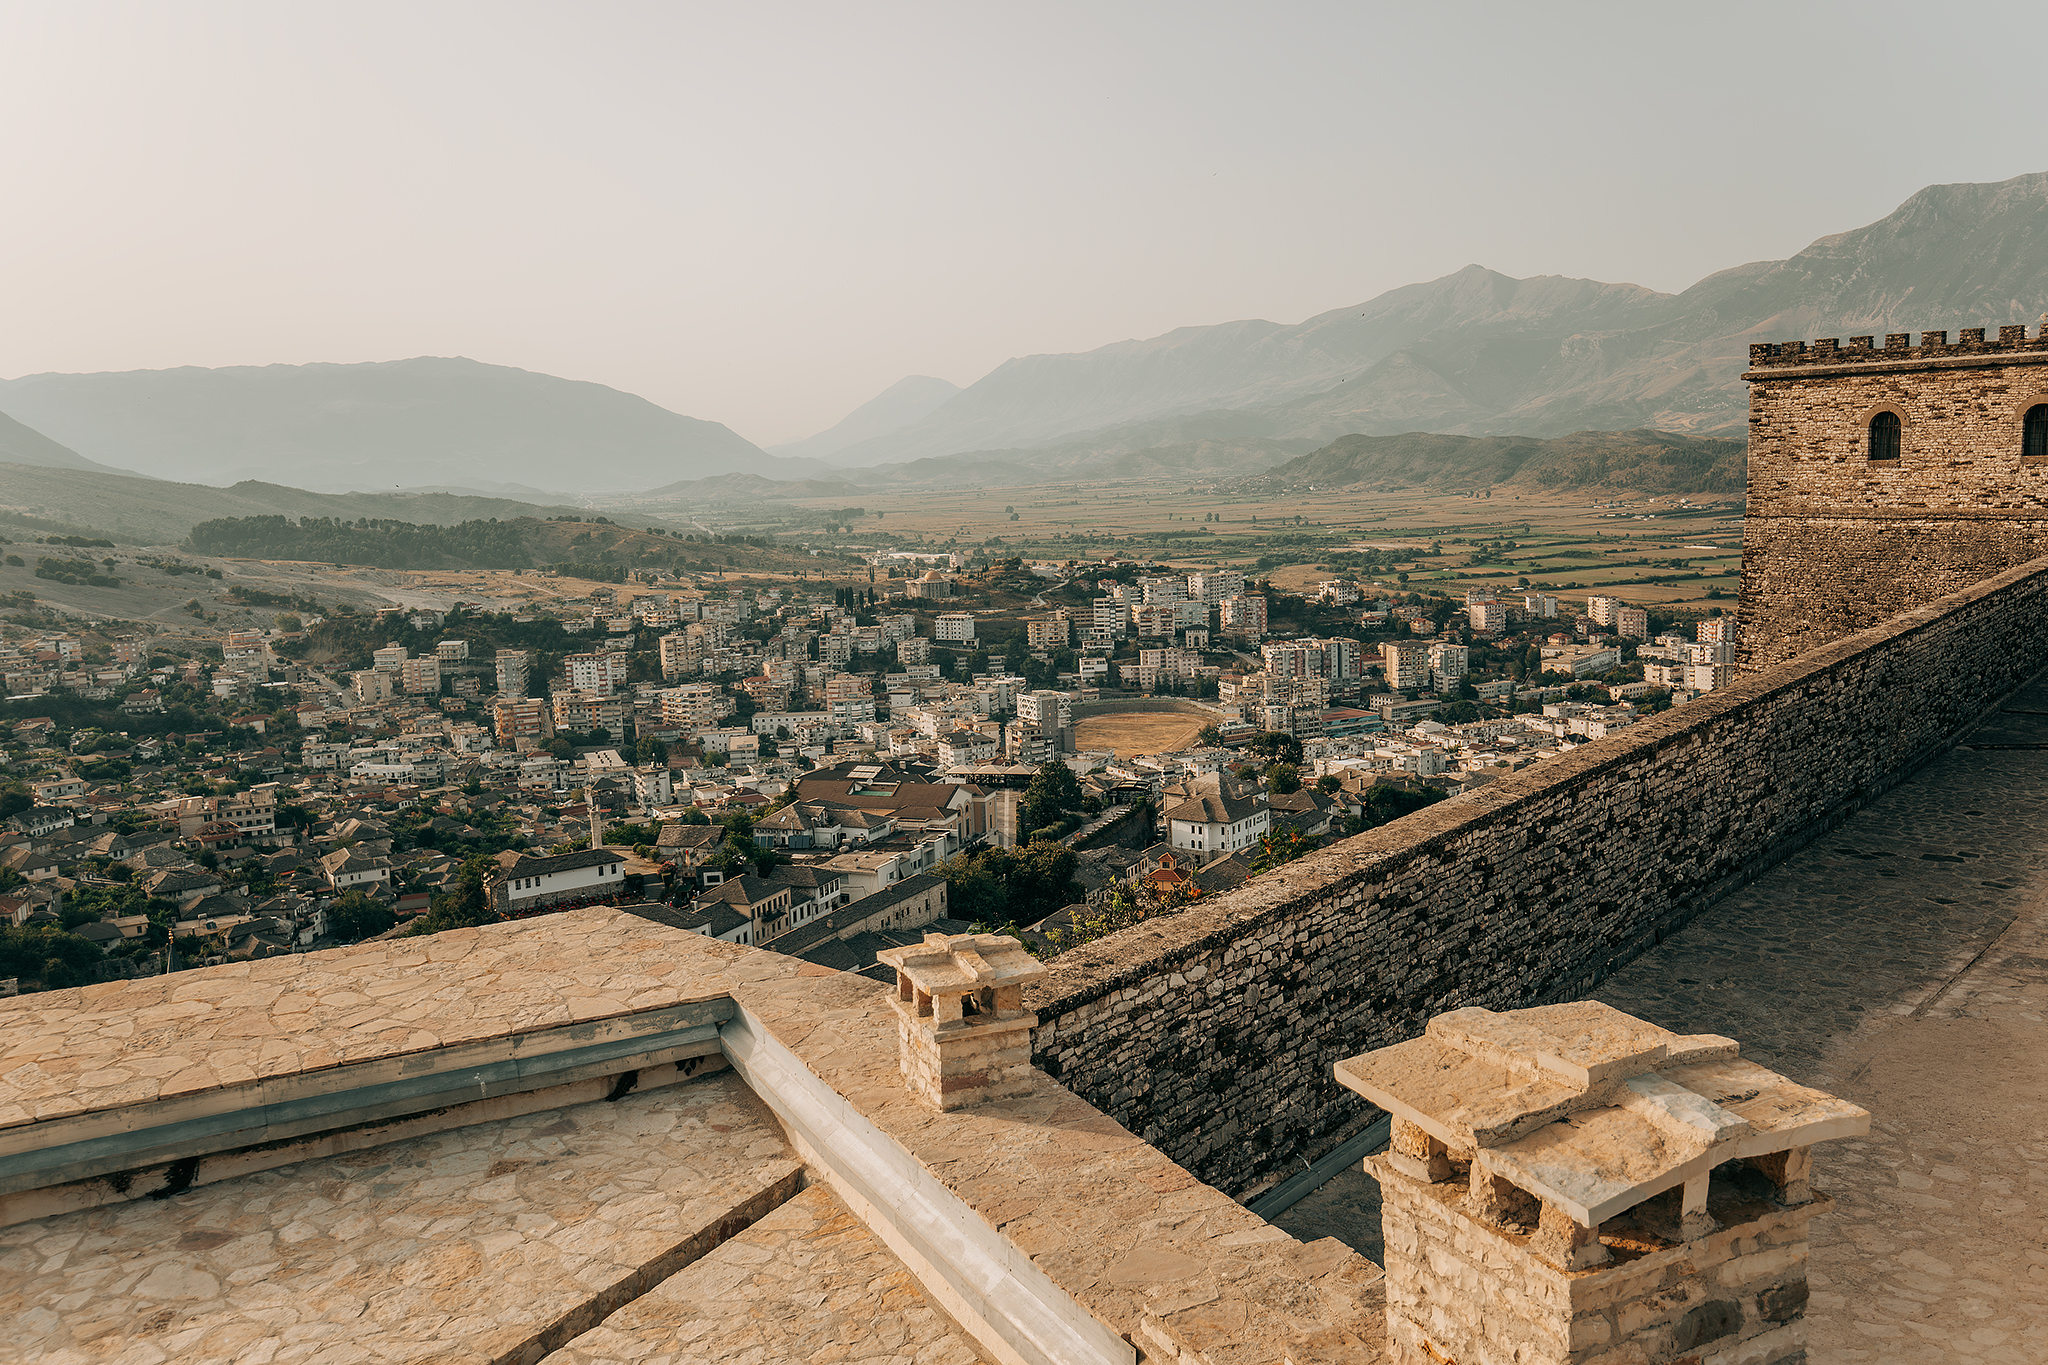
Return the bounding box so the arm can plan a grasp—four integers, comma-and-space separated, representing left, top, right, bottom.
0, 356, 830, 493
818, 172, 2048, 471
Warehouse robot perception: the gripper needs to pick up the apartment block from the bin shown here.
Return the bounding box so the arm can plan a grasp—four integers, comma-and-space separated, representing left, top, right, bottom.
1219, 594, 1267, 638
491, 696, 555, 754
495, 649, 530, 697
1380, 641, 1431, 691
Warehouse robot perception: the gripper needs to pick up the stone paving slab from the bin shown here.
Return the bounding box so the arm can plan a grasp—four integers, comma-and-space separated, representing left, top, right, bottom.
0, 913, 732, 1134
0, 1072, 799, 1364
541, 1181, 987, 1365
1279, 677, 2048, 1365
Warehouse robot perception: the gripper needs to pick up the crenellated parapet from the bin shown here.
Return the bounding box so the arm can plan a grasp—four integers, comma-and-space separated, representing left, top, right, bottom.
1748, 322, 2048, 369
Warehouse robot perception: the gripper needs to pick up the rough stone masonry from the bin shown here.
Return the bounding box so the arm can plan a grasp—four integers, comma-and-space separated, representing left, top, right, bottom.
1741, 324, 2048, 668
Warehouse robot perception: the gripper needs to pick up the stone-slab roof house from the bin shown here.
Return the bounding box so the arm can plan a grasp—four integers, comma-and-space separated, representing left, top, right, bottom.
1161, 774, 1270, 856
318, 847, 392, 890
6, 807, 74, 839
492, 847, 627, 913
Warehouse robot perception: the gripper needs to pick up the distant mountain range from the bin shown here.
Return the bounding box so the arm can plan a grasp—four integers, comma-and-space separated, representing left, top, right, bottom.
0, 357, 829, 493
768, 375, 959, 462
801, 172, 2048, 476
4, 173, 2045, 497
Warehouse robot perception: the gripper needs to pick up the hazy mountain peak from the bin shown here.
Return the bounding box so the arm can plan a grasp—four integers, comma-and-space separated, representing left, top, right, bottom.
770, 373, 962, 462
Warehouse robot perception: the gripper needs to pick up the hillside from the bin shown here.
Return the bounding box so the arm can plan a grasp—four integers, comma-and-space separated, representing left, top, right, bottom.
633, 471, 867, 501
0, 462, 596, 545
770, 374, 960, 462
186, 513, 843, 577
816, 172, 2048, 472
0, 410, 133, 475
0, 357, 828, 492
1259, 429, 1745, 494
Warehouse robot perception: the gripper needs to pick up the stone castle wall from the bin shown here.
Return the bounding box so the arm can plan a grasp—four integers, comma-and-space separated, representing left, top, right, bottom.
1741, 325, 2048, 668
1027, 552, 2048, 1199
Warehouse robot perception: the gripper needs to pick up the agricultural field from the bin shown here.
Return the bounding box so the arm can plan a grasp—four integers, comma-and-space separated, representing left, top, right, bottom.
742, 478, 1746, 614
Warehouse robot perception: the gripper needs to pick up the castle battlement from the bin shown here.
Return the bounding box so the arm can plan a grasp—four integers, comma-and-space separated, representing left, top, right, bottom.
1748, 323, 2048, 368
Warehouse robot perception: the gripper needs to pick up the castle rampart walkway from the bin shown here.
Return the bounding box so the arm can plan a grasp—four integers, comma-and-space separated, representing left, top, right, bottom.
1277, 667, 2048, 1364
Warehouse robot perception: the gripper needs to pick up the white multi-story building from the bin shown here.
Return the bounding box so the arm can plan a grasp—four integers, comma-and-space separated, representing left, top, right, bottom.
1130, 603, 1173, 637
1586, 595, 1624, 628
934, 613, 978, 644
564, 652, 630, 695
399, 655, 441, 695
1188, 569, 1244, 604
1524, 593, 1559, 618
661, 683, 722, 731
896, 635, 932, 664
1468, 600, 1508, 634
1026, 616, 1070, 649
1698, 616, 1736, 645
495, 649, 529, 696
1091, 599, 1123, 639
659, 633, 697, 678
372, 644, 409, 673
1139, 575, 1187, 604
1428, 642, 1469, 691
1615, 606, 1650, 641
1380, 641, 1431, 691
436, 639, 470, 662
1017, 690, 1073, 748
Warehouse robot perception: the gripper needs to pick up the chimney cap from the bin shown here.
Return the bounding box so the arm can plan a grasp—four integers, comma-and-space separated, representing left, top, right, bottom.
1337, 1002, 1868, 1227
876, 931, 1045, 997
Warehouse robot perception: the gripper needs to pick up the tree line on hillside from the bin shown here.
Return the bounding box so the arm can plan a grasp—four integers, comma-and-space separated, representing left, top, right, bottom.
187, 515, 540, 569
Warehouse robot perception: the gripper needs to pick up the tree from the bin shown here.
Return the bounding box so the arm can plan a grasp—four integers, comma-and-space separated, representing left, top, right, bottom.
1196, 723, 1223, 747
936, 843, 1081, 930
1266, 763, 1301, 795
1250, 829, 1317, 874
1020, 760, 1083, 834
1246, 731, 1303, 766
405, 855, 500, 935
328, 890, 395, 943
1316, 774, 1342, 794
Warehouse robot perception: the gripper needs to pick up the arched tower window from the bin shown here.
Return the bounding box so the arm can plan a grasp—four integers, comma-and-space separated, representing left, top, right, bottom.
1868, 410, 1901, 460
2025, 404, 2048, 460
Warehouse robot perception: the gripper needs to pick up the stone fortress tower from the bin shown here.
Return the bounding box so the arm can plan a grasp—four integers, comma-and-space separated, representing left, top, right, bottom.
1741, 324, 2048, 667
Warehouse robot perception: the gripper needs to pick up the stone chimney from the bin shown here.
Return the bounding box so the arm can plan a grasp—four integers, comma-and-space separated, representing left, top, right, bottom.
1337, 1001, 1868, 1365
876, 932, 1045, 1111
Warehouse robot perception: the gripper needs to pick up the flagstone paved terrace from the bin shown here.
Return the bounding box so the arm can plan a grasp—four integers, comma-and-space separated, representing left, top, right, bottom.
1277, 670, 2048, 1364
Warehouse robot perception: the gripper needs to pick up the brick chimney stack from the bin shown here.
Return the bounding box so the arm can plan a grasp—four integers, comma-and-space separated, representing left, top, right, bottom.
876, 932, 1046, 1111
1338, 1001, 1868, 1365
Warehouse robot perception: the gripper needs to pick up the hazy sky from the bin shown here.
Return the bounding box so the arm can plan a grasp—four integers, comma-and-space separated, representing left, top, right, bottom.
4, 2, 2047, 448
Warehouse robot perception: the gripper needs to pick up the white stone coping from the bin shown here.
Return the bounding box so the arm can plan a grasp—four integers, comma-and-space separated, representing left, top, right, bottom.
720, 1001, 1134, 1365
